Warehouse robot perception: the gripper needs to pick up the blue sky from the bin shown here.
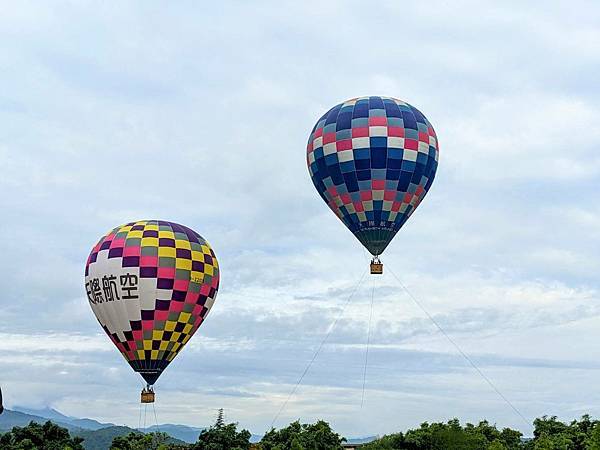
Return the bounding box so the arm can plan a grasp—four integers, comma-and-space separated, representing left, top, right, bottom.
1, 0, 600, 438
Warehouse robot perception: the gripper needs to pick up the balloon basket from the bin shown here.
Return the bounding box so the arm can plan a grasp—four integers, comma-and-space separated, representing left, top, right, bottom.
370, 257, 383, 275
141, 385, 155, 403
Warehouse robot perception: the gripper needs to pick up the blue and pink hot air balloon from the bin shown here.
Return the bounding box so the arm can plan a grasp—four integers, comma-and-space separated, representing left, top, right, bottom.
306, 96, 438, 271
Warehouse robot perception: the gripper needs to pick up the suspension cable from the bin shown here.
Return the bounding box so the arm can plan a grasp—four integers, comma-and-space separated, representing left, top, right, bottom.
143, 403, 148, 431
387, 266, 530, 429
361, 275, 376, 408
152, 401, 161, 434
270, 269, 368, 428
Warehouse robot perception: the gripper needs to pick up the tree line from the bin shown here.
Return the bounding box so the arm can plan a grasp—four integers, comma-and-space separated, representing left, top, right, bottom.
4, 410, 600, 449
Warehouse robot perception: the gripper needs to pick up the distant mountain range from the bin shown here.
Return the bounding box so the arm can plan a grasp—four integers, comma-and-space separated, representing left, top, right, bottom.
0, 406, 374, 449
13, 406, 211, 442
144, 423, 206, 444
12, 406, 117, 431
0, 407, 193, 449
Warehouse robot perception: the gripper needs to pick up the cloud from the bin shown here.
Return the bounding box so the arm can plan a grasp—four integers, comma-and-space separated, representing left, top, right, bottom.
1, 0, 600, 438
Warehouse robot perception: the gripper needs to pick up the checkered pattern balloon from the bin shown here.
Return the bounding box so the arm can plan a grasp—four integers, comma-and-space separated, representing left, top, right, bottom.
85, 220, 219, 385
307, 96, 439, 255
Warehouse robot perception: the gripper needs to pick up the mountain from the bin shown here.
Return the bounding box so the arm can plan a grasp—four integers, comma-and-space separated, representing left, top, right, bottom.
0, 409, 185, 449
1, 407, 372, 449
143, 424, 261, 443
143, 423, 204, 443
72, 417, 117, 431
76, 425, 139, 450
75, 425, 186, 450
14, 406, 115, 431
12, 406, 71, 423
10, 406, 209, 444
0, 409, 76, 431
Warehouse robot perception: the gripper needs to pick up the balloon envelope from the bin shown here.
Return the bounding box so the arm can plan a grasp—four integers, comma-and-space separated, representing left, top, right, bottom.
85, 220, 219, 385
307, 96, 439, 255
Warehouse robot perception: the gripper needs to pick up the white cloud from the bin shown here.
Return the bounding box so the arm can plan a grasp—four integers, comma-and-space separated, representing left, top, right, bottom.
1, 0, 600, 438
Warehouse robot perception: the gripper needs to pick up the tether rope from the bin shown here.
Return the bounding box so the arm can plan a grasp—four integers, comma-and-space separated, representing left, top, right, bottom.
143, 403, 148, 431
387, 265, 530, 429
270, 269, 368, 428
152, 402, 161, 433
361, 275, 376, 408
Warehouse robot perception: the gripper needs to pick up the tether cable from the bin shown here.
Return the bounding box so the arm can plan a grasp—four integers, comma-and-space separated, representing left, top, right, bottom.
361, 275, 376, 408
152, 402, 161, 434
138, 400, 143, 431
270, 269, 368, 428
143, 403, 148, 431
387, 266, 530, 429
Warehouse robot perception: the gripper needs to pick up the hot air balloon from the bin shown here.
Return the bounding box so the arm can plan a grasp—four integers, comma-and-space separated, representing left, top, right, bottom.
84, 220, 219, 402
306, 96, 439, 274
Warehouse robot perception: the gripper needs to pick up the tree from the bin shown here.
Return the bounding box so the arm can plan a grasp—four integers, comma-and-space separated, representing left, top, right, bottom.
361, 433, 404, 449
531, 434, 554, 450
290, 437, 304, 450
586, 424, 600, 450
260, 420, 345, 450
0, 420, 84, 450
191, 409, 251, 450
499, 428, 523, 450
110, 431, 171, 450
215, 409, 225, 428
363, 419, 523, 450
487, 440, 506, 450
402, 419, 486, 450
527, 416, 581, 450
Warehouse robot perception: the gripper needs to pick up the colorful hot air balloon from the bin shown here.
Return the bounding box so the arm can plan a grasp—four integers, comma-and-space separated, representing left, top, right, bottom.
306, 96, 439, 273
84, 220, 219, 400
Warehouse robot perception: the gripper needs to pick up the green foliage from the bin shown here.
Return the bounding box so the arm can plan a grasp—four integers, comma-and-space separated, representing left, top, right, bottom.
360, 432, 404, 449
0, 420, 84, 450
110, 431, 172, 450
189, 410, 251, 450
290, 437, 304, 450
260, 420, 345, 450
519, 415, 600, 450
363, 419, 522, 450
13, 413, 600, 450
586, 424, 600, 450
74, 426, 142, 450
487, 440, 506, 450
361, 415, 600, 450
215, 409, 225, 429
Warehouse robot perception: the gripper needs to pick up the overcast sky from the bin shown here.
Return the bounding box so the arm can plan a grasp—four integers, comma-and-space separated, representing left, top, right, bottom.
1, 0, 600, 439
